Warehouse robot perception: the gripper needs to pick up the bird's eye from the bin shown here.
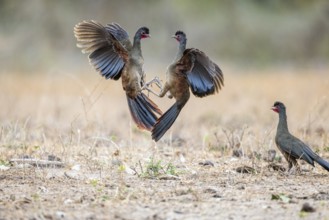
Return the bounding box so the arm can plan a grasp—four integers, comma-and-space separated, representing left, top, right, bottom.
141, 32, 145, 35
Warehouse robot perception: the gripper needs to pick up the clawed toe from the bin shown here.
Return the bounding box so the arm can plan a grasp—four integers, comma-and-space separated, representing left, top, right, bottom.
142, 77, 163, 97
146, 77, 162, 89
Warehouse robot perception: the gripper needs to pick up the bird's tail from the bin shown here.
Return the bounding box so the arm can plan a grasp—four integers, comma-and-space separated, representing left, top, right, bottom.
152, 102, 182, 142
315, 157, 329, 172
126, 93, 162, 131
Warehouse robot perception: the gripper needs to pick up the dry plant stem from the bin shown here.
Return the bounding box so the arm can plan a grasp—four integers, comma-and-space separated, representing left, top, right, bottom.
129, 119, 133, 149
10, 158, 64, 168
138, 160, 144, 175
222, 128, 234, 149
71, 79, 104, 124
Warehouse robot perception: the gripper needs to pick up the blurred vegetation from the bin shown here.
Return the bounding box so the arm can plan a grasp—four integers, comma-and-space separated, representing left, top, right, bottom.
0, 0, 328, 74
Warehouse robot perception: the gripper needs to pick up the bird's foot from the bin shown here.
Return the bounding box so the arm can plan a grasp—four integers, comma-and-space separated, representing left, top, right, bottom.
143, 87, 161, 97
286, 167, 301, 176
287, 169, 295, 175
142, 77, 162, 97
144, 77, 162, 90
295, 167, 302, 175
167, 92, 173, 99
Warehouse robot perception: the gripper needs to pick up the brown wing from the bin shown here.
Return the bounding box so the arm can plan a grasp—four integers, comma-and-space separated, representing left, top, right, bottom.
74, 20, 128, 80
105, 23, 132, 50
177, 48, 224, 97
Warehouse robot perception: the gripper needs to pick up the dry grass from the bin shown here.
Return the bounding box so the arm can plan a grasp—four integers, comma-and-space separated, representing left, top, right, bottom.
0, 68, 329, 219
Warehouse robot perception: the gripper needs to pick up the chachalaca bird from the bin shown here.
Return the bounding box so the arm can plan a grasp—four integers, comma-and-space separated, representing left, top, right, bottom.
74, 21, 162, 131
151, 31, 224, 141
272, 101, 329, 173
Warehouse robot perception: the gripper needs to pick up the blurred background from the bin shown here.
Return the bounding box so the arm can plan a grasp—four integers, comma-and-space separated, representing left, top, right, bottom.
2, 2, 329, 218
0, 0, 329, 75
0, 0, 329, 152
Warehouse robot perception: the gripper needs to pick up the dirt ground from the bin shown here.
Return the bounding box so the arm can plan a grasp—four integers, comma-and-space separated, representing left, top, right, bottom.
1, 70, 329, 219
1, 152, 329, 220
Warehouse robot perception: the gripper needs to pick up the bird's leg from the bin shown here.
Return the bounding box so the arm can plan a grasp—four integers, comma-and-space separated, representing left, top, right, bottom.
143, 76, 162, 90
142, 76, 163, 97
144, 82, 170, 98
286, 161, 294, 175
158, 83, 170, 98
292, 160, 301, 175
282, 153, 294, 175
286, 159, 301, 175
143, 86, 160, 97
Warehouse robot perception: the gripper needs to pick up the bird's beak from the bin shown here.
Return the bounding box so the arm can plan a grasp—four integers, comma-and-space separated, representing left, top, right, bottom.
271, 106, 279, 113
142, 34, 151, 39
171, 35, 178, 40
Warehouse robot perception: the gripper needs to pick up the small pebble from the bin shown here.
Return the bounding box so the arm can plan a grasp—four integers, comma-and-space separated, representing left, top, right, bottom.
301, 202, 316, 212
236, 166, 256, 174
233, 149, 243, 157
198, 160, 214, 167
56, 211, 65, 219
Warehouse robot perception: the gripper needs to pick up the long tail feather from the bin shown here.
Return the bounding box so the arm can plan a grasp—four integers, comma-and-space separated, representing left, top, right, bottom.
126, 93, 162, 131
304, 145, 329, 172
151, 103, 181, 142
315, 157, 329, 172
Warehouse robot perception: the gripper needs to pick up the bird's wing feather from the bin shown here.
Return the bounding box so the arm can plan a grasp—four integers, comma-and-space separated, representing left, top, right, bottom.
287, 134, 329, 171
74, 20, 126, 80
177, 48, 224, 97
277, 135, 315, 165
105, 23, 132, 59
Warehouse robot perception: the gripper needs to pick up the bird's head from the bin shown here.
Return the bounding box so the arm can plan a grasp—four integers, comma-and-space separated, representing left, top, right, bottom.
137, 27, 150, 39
172, 31, 186, 43
271, 101, 286, 113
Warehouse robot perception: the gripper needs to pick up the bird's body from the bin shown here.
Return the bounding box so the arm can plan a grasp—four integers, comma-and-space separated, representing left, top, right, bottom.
272, 101, 329, 173
121, 56, 144, 97
152, 31, 224, 141
163, 62, 191, 104
74, 21, 162, 131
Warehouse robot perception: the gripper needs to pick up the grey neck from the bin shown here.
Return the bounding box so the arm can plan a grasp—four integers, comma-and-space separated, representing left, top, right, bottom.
278, 110, 289, 134
174, 39, 187, 61
132, 35, 142, 56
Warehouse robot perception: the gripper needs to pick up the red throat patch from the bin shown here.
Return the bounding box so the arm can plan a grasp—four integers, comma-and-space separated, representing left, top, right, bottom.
271, 106, 279, 113
141, 34, 150, 39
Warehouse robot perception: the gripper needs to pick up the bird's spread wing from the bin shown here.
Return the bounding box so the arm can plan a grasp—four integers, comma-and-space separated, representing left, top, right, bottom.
105, 23, 132, 59
105, 23, 130, 44
177, 48, 224, 97
74, 20, 127, 80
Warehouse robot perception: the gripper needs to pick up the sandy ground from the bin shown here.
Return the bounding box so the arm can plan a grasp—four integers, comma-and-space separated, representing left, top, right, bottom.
1, 153, 329, 220
0, 70, 329, 219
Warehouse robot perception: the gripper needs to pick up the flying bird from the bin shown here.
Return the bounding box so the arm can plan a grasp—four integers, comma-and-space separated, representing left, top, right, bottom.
74, 21, 162, 131
151, 31, 224, 141
272, 101, 329, 173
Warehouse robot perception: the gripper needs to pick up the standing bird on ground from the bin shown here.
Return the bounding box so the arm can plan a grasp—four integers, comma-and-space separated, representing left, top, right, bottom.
271, 101, 329, 173
151, 31, 224, 141
74, 21, 162, 131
